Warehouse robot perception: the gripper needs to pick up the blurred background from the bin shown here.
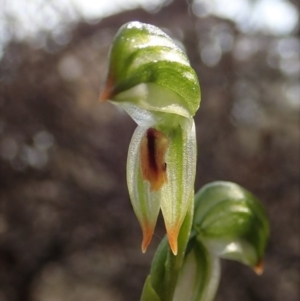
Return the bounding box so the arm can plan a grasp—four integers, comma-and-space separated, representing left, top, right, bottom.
0, 0, 299, 300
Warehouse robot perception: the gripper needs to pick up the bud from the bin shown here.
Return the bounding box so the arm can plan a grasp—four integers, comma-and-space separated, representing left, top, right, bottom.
193, 181, 270, 271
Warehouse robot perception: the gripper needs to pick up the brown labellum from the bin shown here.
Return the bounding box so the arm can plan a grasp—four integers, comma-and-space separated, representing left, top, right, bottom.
140, 128, 169, 191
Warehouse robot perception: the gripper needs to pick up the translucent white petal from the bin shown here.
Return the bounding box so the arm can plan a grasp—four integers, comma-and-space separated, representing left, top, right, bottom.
160, 119, 197, 254
127, 125, 161, 251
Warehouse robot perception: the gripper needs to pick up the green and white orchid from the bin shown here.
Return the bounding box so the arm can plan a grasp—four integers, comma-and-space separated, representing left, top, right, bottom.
101, 21, 269, 301
101, 21, 200, 255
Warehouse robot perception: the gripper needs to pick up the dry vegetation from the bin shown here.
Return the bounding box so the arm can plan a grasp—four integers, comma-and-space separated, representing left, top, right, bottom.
0, 1, 299, 300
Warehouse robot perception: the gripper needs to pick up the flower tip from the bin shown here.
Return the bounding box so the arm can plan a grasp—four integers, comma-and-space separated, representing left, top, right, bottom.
141, 241, 149, 253
99, 75, 115, 102
253, 260, 264, 275
170, 240, 178, 256
99, 93, 108, 102
166, 227, 179, 256
141, 237, 151, 253
141, 225, 155, 253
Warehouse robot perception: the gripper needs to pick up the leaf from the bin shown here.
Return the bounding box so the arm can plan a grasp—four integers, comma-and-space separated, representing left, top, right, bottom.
173, 238, 220, 301
140, 276, 162, 301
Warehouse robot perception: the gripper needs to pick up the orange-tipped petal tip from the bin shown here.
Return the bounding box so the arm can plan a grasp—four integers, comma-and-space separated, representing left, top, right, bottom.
99, 76, 115, 102
167, 228, 179, 256
254, 260, 264, 275
141, 239, 150, 253
141, 226, 154, 253
170, 241, 178, 256
99, 88, 111, 102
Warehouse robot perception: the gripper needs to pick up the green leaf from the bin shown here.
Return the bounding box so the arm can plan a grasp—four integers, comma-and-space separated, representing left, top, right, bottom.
193, 181, 269, 272
140, 276, 162, 301
173, 238, 220, 301
148, 238, 169, 297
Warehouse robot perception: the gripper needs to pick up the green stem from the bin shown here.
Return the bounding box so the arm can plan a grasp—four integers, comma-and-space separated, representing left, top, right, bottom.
161, 197, 194, 301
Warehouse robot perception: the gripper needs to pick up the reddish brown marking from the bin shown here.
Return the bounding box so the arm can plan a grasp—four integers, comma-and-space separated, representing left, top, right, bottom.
140, 128, 169, 191
99, 74, 115, 102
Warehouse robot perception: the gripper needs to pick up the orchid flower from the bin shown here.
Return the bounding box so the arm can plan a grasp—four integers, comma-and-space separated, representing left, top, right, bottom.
100, 21, 200, 255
